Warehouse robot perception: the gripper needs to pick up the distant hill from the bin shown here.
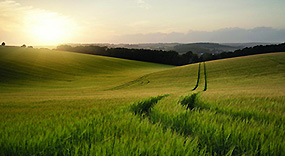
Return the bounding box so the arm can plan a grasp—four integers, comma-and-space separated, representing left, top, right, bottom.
68, 43, 180, 52
67, 42, 277, 55
56, 42, 285, 66
221, 42, 279, 49
173, 43, 238, 54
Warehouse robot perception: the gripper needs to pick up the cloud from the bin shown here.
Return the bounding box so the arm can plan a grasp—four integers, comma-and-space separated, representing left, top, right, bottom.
111, 27, 285, 43
136, 0, 150, 9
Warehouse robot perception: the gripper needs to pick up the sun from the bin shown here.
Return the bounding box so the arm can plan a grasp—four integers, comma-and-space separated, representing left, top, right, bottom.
34, 23, 65, 43
33, 19, 67, 45
27, 12, 76, 45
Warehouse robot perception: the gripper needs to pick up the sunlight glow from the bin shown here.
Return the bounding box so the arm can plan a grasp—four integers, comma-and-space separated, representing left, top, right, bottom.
27, 12, 76, 45
33, 21, 65, 43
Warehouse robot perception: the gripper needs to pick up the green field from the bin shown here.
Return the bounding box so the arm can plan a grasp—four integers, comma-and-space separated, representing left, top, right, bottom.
0, 47, 284, 155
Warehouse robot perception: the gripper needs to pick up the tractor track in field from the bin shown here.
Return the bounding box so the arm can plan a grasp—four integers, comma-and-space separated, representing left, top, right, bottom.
203, 62, 207, 91
109, 61, 208, 92
107, 74, 151, 91
192, 62, 207, 91
128, 60, 284, 155
191, 63, 201, 91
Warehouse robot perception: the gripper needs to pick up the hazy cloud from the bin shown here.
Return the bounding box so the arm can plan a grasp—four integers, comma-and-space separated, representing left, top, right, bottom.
136, 0, 150, 9
111, 27, 285, 43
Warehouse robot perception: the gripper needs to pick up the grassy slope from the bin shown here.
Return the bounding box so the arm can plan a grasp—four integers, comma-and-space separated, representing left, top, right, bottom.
0, 47, 172, 92
202, 53, 285, 117
129, 52, 284, 122
115, 52, 285, 155
0, 47, 284, 155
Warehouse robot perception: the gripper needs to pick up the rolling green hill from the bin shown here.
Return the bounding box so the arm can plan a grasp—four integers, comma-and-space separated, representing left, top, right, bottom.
0, 47, 284, 155
0, 47, 172, 92
114, 52, 285, 94
119, 52, 285, 155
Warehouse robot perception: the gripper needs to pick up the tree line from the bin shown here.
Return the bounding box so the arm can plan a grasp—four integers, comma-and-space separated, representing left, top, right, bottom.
56, 42, 285, 66
200, 42, 285, 61
1, 42, 33, 48
56, 45, 199, 65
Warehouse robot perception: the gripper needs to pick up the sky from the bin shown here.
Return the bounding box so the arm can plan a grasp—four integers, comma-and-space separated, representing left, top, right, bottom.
0, 0, 285, 45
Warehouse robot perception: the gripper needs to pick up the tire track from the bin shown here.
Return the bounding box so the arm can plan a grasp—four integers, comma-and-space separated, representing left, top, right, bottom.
192, 62, 207, 91
192, 63, 201, 91
130, 95, 168, 116
203, 62, 207, 91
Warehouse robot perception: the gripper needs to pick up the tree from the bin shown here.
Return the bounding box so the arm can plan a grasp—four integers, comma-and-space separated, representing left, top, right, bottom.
21, 44, 26, 48
182, 51, 199, 63
1, 42, 5, 46
200, 53, 214, 61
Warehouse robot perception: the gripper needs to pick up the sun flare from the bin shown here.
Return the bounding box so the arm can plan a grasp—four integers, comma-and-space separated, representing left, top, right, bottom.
27, 12, 76, 45
34, 22, 65, 43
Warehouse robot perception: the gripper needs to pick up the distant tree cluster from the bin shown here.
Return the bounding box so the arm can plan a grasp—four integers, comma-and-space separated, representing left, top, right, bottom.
199, 42, 285, 61
21, 44, 33, 48
56, 45, 199, 65
57, 43, 285, 66
1, 42, 33, 48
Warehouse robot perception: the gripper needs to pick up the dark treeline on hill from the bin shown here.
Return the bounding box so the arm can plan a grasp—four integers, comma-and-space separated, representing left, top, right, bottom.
201, 42, 285, 61
56, 42, 285, 65
56, 45, 199, 65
